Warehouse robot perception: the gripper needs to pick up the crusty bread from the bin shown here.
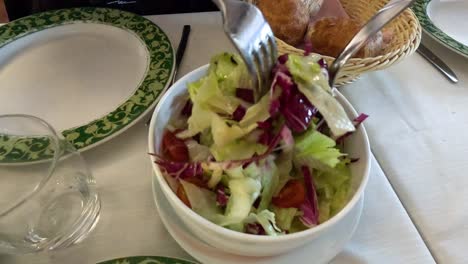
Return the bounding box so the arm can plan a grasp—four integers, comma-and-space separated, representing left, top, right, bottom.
307, 17, 389, 58
257, 0, 311, 46
255, 0, 392, 58
251, 0, 323, 18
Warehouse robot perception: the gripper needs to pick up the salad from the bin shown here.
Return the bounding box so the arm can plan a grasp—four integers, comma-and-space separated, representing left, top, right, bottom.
152, 51, 367, 236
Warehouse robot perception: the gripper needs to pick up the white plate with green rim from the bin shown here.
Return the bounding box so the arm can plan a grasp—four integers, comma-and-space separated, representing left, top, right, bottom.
0, 8, 174, 163
413, 0, 468, 58
96, 256, 197, 264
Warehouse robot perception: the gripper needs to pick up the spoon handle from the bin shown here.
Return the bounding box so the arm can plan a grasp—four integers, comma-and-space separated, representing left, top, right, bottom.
328, 0, 415, 87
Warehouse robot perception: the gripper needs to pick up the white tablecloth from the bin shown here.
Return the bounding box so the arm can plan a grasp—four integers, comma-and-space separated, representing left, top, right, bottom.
1, 12, 438, 264
341, 32, 468, 263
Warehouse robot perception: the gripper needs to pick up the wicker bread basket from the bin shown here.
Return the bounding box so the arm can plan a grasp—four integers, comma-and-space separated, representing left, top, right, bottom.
247, 0, 422, 86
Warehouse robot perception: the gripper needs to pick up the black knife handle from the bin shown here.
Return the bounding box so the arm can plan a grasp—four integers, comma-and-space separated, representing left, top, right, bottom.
175, 25, 191, 70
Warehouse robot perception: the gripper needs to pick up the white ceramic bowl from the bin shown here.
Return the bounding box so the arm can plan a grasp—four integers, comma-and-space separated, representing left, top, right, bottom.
149, 65, 371, 260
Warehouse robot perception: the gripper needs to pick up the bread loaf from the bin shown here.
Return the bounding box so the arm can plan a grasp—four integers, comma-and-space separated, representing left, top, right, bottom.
307, 17, 388, 58
257, 0, 321, 46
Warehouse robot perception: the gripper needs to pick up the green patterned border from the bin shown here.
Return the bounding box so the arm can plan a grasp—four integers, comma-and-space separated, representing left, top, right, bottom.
0, 8, 174, 162
412, 0, 468, 57
0, 135, 56, 162
97, 256, 197, 264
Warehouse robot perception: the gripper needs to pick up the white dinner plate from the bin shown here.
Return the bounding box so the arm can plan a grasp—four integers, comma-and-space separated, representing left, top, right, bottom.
152, 174, 363, 264
413, 0, 468, 58
0, 8, 174, 162
96, 255, 197, 264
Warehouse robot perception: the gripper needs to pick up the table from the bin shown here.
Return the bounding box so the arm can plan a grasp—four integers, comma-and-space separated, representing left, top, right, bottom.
341, 32, 468, 263
1, 12, 443, 264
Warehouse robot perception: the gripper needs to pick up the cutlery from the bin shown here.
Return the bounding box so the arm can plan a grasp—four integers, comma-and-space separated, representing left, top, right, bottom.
146, 24, 191, 126
212, 0, 277, 96
328, 0, 416, 88
171, 25, 191, 85
417, 43, 458, 83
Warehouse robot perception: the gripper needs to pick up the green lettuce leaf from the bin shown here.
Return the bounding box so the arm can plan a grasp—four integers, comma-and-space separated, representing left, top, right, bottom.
211, 114, 257, 147
243, 162, 262, 179
202, 162, 225, 188
210, 139, 267, 161
238, 158, 280, 212
274, 147, 294, 196
177, 103, 214, 139
286, 54, 354, 137
186, 140, 212, 162
244, 209, 282, 236
225, 166, 245, 179
180, 181, 222, 222
238, 93, 271, 128
314, 160, 352, 223
199, 128, 213, 147
318, 199, 331, 224
209, 52, 251, 95
179, 52, 251, 139
219, 177, 261, 226
257, 157, 279, 212
289, 216, 308, 234
188, 70, 240, 115
272, 206, 298, 231
285, 54, 328, 90
180, 52, 270, 144
294, 128, 345, 169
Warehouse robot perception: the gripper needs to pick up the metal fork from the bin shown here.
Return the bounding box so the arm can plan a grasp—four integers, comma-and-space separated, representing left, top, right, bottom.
212, 0, 278, 96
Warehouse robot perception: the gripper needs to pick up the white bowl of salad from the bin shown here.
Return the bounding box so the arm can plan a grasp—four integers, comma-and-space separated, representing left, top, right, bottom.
149, 52, 370, 259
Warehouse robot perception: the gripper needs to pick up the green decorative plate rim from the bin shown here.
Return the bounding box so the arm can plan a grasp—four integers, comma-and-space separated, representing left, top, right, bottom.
412, 0, 468, 57
0, 7, 174, 163
96, 255, 198, 264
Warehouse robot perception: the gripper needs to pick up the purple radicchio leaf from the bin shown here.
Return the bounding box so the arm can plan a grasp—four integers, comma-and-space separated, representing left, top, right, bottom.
181, 99, 193, 117
235, 88, 255, 104
257, 120, 272, 129
318, 58, 328, 69
216, 185, 229, 207
232, 105, 246, 121
245, 222, 266, 235
278, 54, 289, 64
279, 125, 294, 150
150, 153, 203, 180
271, 71, 317, 132
256, 119, 273, 146
258, 130, 273, 146
300, 166, 319, 227
353, 113, 369, 125
336, 113, 369, 143
269, 99, 281, 116
304, 41, 313, 56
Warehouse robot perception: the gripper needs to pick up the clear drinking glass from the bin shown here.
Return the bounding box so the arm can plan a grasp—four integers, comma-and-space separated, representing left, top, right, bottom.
0, 114, 100, 254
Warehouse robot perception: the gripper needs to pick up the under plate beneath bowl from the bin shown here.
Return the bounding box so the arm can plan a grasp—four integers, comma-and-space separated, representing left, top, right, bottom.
152, 175, 364, 264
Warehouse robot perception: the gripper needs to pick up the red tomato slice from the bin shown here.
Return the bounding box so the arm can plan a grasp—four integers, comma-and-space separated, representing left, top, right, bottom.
272, 180, 306, 208
177, 184, 191, 208
162, 130, 189, 162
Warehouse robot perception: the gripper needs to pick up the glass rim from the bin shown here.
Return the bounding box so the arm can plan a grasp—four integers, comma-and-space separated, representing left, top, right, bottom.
0, 114, 62, 217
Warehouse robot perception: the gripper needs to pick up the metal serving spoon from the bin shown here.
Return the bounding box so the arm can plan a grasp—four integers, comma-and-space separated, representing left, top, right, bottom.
328, 0, 416, 88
